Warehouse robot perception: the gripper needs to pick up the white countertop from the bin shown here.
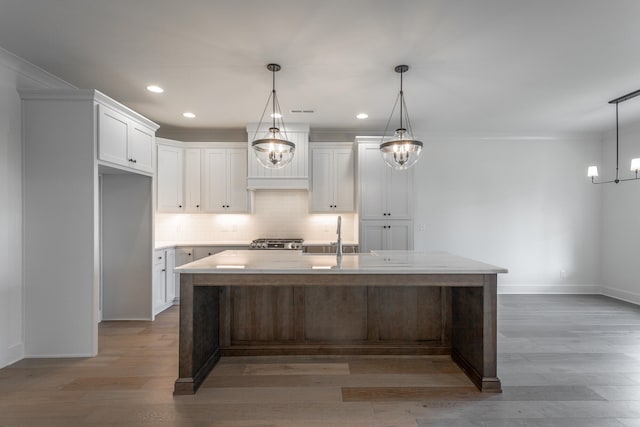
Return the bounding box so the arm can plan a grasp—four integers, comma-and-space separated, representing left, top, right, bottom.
175, 250, 508, 275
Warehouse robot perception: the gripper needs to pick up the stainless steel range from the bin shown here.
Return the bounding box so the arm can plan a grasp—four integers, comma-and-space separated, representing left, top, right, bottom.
249, 238, 303, 250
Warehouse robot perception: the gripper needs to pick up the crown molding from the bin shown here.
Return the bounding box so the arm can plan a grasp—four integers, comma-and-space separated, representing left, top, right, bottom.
0, 46, 74, 90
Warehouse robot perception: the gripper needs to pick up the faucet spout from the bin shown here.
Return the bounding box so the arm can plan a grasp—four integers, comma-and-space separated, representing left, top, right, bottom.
336, 216, 343, 258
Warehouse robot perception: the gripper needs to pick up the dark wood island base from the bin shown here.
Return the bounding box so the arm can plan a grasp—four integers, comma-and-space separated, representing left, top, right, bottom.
174, 272, 501, 395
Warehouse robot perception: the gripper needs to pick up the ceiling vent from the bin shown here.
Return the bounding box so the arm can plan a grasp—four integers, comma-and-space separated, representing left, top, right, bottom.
290, 109, 315, 114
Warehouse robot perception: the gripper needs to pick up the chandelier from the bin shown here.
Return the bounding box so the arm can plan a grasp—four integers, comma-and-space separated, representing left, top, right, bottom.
250, 63, 295, 169
379, 65, 423, 170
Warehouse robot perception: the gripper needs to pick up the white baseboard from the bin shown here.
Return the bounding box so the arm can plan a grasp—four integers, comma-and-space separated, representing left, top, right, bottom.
24, 352, 95, 358
498, 284, 601, 294
601, 287, 640, 306
0, 342, 24, 369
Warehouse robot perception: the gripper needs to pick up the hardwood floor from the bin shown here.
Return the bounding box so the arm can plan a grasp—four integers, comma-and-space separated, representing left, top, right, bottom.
1, 295, 640, 426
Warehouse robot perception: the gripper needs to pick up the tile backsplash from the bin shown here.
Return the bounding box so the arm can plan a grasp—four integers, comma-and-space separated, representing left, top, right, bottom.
155, 190, 356, 243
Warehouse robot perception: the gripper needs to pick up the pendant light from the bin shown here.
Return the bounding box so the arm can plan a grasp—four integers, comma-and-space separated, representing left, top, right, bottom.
250, 63, 295, 169
587, 88, 640, 184
380, 65, 423, 170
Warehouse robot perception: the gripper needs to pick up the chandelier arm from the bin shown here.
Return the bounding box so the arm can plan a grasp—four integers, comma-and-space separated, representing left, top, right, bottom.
272, 91, 289, 141
381, 92, 401, 143
401, 95, 416, 138
252, 90, 274, 141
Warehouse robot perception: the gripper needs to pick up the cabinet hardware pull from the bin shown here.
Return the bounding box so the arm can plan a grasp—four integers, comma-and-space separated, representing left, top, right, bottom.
196, 204, 200, 208
161, 269, 166, 272
178, 204, 182, 208
157, 256, 162, 259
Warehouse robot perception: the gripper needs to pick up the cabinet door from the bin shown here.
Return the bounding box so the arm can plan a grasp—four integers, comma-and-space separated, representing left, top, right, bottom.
226, 148, 248, 212
202, 149, 227, 212
387, 168, 412, 219
129, 124, 154, 173
184, 149, 202, 212
97, 104, 129, 167
157, 145, 184, 212
333, 148, 354, 212
360, 221, 386, 253
153, 261, 166, 314
387, 221, 414, 251
310, 149, 333, 212
359, 145, 387, 220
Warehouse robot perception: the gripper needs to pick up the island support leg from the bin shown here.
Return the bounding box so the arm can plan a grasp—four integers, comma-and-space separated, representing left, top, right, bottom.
174, 274, 221, 395
451, 274, 501, 392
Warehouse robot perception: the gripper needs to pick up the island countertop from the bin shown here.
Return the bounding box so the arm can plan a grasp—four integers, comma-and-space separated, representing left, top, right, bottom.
175, 250, 508, 275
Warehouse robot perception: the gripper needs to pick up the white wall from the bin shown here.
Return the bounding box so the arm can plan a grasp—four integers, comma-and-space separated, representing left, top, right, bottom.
600, 123, 640, 304
413, 136, 603, 294
0, 47, 73, 368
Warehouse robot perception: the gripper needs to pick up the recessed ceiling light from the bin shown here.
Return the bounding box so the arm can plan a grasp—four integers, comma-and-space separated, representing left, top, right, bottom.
183, 112, 196, 119
356, 113, 369, 119
146, 85, 164, 93
270, 112, 282, 118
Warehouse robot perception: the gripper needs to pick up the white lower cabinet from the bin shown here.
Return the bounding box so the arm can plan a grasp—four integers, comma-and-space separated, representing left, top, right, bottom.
153, 248, 175, 316
360, 220, 414, 253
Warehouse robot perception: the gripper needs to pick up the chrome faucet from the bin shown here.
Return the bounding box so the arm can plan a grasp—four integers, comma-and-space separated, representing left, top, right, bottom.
336, 215, 343, 258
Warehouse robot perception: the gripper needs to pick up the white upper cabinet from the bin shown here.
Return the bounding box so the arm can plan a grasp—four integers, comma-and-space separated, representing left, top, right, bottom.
358, 143, 413, 220
202, 147, 249, 213
156, 143, 250, 214
97, 102, 155, 174
184, 149, 202, 212
156, 141, 184, 212
310, 143, 354, 213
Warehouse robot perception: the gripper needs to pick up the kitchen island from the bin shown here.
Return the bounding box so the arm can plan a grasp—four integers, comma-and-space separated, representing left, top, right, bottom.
173, 250, 507, 395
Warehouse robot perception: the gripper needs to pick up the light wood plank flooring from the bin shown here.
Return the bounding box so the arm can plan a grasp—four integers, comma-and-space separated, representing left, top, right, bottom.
1, 295, 640, 426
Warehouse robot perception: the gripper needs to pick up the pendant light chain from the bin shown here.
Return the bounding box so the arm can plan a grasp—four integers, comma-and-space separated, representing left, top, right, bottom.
399, 69, 404, 131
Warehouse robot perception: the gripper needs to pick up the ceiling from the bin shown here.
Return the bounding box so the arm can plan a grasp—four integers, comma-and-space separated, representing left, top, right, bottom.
2, 0, 640, 138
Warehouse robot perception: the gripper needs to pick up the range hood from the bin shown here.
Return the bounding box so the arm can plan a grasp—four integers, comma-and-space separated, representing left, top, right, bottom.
246, 123, 309, 190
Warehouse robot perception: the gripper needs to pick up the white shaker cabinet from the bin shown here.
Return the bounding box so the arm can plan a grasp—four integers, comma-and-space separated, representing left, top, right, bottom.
98, 103, 155, 174
153, 248, 175, 315
310, 143, 354, 213
156, 142, 184, 212
184, 149, 202, 212
358, 143, 413, 220
202, 148, 249, 213
359, 220, 414, 253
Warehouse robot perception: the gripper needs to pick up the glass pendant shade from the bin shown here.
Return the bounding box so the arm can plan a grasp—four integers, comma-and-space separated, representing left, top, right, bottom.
251, 63, 295, 169
587, 165, 599, 177
380, 129, 423, 170
630, 158, 640, 172
379, 65, 423, 170
251, 131, 295, 169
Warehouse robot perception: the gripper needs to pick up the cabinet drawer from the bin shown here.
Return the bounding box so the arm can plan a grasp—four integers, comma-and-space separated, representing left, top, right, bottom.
154, 251, 166, 266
